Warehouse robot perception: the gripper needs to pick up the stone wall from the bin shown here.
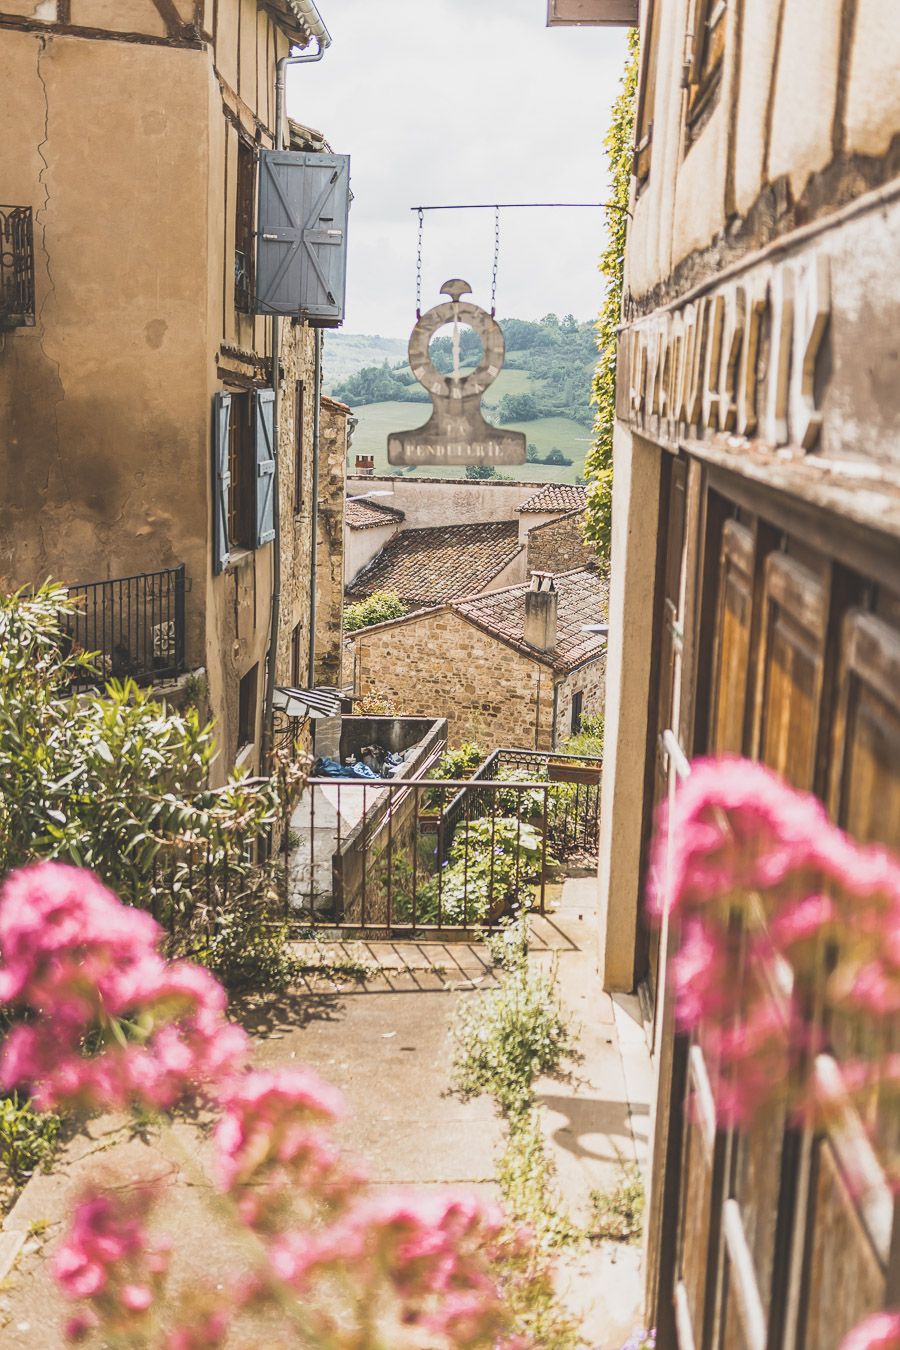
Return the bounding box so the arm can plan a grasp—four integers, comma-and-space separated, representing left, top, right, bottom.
345, 474, 549, 529
275, 321, 317, 695
315, 397, 349, 687
526, 511, 595, 575
352, 609, 557, 750
554, 655, 606, 745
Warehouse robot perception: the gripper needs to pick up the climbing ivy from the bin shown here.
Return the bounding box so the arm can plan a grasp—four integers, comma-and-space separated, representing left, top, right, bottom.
583, 28, 640, 561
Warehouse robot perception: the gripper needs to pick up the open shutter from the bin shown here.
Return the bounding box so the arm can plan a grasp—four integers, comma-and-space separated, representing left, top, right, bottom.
213, 392, 231, 575
254, 387, 276, 547
255, 151, 350, 325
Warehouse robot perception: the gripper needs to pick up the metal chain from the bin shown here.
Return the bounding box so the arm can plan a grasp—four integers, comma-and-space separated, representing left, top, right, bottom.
490, 205, 500, 317
415, 207, 424, 318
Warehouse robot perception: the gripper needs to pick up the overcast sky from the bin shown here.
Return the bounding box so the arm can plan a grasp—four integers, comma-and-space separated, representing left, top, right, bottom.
288, 0, 628, 337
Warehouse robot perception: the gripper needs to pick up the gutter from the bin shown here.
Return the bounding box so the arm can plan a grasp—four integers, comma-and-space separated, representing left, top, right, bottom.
261, 4, 332, 767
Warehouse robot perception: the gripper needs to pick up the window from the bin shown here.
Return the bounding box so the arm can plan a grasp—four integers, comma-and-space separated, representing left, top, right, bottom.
291, 621, 303, 687
235, 137, 256, 312
571, 690, 584, 735
684, 0, 727, 139
633, 0, 661, 191
238, 664, 258, 750
293, 381, 305, 514
227, 392, 254, 551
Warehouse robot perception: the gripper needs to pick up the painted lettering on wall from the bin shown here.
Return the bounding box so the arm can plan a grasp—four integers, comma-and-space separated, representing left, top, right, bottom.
625, 253, 831, 450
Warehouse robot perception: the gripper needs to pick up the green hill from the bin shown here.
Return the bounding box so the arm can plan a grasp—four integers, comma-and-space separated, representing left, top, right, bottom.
332, 314, 597, 482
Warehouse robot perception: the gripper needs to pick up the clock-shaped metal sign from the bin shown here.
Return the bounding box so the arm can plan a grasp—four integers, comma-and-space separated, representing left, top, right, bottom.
388, 279, 526, 467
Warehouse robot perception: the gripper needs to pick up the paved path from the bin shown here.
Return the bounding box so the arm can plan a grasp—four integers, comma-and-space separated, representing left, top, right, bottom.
0, 883, 652, 1348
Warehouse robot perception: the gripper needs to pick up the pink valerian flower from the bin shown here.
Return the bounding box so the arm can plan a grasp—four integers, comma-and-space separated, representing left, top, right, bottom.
54, 1184, 170, 1342
840, 1311, 900, 1350
670, 917, 730, 1028
214, 1067, 359, 1231
0, 863, 248, 1110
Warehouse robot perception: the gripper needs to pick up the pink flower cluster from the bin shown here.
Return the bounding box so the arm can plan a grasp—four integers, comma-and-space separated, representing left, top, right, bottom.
841, 1312, 900, 1350
53, 1184, 170, 1342
0, 863, 248, 1111
650, 758, 900, 1127
0, 862, 538, 1346
215, 1067, 357, 1229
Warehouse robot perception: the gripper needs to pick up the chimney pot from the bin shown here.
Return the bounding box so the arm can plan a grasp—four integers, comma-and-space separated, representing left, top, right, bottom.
355, 455, 375, 478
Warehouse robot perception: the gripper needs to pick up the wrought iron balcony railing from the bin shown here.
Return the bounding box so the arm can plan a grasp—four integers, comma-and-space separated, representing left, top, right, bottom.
286, 747, 602, 935
0, 206, 35, 331
64, 565, 186, 690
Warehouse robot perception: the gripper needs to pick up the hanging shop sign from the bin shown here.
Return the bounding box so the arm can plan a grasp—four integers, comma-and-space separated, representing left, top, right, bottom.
387, 280, 526, 468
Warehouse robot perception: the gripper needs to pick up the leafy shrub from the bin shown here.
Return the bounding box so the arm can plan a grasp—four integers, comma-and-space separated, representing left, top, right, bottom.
587, 1160, 645, 1244
497, 1111, 580, 1251
0, 1092, 60, 1185
450, 963, 574, 1118
560, 711, 604, 758
343, 590, 407, 633
351, 690, 397, 715
190, 882, 299, 994
486, 910, 530, 973
423, 742, 484, 811
543, 447, 572, 467
418, 817, 546, 926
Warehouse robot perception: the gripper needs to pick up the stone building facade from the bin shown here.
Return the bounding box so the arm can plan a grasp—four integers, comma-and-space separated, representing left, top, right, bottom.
350, 568, 607, 750
525, 509, 594, 575
0, 0, 346, 778
572, 1, 900, 1345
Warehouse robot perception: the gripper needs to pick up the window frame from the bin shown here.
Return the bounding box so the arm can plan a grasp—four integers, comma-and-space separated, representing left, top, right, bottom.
633, 0, 660, 192
237, 663, 259, 751
293, 380, 305, 515
227, 391, 255, 552
570, 690, 584, 735
684, 0, 727, 141
234, 136, 256, 314
291, 621, 303, 687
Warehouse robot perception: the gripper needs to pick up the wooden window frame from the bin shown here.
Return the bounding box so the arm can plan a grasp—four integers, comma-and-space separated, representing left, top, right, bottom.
227, 391, 255, 552
293, 380, 305, 514
234, 136, 256, 314
237, 663, 259, 751
684, 0, 727, 142
570, 690, 584, 735
633, 0, 660, 191
291, 620, 303, 687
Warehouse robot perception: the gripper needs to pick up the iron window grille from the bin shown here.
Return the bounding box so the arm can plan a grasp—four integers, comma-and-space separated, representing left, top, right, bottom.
0, 206, 36, 331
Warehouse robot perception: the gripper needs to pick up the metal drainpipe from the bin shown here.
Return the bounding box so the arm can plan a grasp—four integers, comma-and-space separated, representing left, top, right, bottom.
307, 327, 322, 687
262, 12, 332, 765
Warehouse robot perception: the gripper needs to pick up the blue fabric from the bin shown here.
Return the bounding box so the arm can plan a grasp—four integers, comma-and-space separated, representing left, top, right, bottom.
314, 756, 379, 780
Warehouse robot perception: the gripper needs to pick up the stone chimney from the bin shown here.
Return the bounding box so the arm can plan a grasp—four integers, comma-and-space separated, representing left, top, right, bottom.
524, 573, 558, 653
355, 454, 374, 477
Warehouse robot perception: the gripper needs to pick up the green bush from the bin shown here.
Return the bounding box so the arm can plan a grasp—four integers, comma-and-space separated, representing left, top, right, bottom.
342, 590, 407, 632
450, 962, 574, 1118
560, 711, 604, 759
0, 1093, 60, 1185
587, 1160, 645, 1244
418, 817, 546, 926
423, 742, 485, 811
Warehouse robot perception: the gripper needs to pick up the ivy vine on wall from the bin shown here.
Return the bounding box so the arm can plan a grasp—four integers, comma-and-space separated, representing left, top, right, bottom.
583, 28, 639, 561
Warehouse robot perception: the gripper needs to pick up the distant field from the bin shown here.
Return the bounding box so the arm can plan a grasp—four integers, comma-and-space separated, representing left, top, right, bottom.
349, 401, 591, 484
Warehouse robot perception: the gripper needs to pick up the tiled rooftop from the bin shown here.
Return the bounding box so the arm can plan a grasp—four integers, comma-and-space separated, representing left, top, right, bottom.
517, 483, 589, 514
455, 567, 608, 671
345, 498, 406, 530
346, 521, 522, 607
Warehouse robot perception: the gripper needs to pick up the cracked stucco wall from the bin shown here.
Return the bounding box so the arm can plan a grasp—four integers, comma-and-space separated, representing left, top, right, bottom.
0, 29, 211, 685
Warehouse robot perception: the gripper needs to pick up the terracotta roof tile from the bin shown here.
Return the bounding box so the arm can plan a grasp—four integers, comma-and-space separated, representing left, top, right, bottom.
345, 499, 405, 530
517, 483, 589, 514
347, 522, 522, 607
454, 568, 608, 671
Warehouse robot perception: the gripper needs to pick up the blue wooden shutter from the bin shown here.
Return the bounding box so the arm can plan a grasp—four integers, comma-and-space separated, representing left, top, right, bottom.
255, 151, 350, 325
254, 387, 276, 547
213, 392, 231, 574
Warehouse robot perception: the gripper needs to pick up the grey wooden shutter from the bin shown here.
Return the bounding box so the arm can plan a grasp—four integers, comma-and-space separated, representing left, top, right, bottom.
213, 391, 231, 574
254, 387, 276, 547
255, 151, 350, 325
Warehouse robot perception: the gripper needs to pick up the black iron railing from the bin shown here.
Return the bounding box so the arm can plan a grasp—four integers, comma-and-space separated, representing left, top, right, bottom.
64, 565, 186, 689
287, 748, 602, 935
0, 206, 35, 330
